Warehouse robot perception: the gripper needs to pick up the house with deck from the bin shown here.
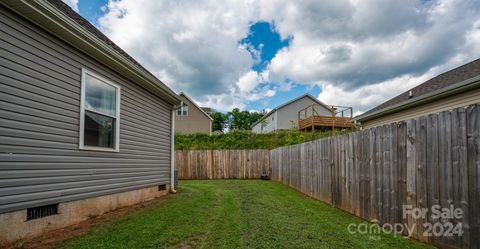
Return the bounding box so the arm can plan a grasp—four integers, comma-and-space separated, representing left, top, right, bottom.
0, 0, 181, 243
251, 94, 354, 133
355, 58, 480, 128
175, 92, 213, 135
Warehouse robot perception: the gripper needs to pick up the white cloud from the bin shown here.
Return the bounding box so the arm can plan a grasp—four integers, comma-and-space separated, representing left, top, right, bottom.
265, 0, 480, 89
199, 92, 247, 112
99, 0, 260, 104
97, 0, 480, 113
195, 84, 276, 112
237, 71, 262, 93
62, 0, 79, 12
236, 70, 270, 93
317, 56, 474, 115
318, 74, 431, 116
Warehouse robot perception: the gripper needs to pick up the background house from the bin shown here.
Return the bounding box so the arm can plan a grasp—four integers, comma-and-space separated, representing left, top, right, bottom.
175, 92, 213, 135
355, 58, 480, 128
0, 0, 180, 243
251, 94, 334, 133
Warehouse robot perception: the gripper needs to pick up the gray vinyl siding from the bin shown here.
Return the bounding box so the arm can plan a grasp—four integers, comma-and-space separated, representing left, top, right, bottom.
276, 97, 332, 130
251, 112, 276, 133
252, 96, 333, 133
0, 6, 172, 213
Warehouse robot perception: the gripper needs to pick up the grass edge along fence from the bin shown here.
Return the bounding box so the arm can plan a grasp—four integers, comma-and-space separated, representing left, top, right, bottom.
269, 103, 480, 249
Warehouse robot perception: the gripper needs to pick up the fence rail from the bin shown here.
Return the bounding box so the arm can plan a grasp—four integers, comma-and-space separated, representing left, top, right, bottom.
270, 104, 480, 249
175, 150, 269, 179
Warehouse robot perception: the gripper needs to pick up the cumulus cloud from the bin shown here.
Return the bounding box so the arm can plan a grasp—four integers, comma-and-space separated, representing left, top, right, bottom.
318, 73, 434, 116
237, 71, 262, 93
236, 70, 270, 93
317, 55, 476, 115
265, 0, 480, 89
99, 0, 258, 103
97, 0, 480, 113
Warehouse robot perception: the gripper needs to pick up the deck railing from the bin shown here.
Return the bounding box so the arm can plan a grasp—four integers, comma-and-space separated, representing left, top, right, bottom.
297, 104, 355, 130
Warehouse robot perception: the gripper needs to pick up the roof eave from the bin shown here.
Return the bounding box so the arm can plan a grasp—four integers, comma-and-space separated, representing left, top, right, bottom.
2, 0, 181, 106
355, 76, 480, 122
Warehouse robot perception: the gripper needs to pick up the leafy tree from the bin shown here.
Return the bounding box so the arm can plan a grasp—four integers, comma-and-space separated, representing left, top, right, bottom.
227, 108, 247, 130
227, 108, 264, 130
210, 111, 227, 132
249, 112, 264, 127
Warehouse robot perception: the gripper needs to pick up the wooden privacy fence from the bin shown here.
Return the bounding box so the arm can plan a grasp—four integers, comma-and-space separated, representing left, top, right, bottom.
175, 150, 270, 179
270, 104, 480, 249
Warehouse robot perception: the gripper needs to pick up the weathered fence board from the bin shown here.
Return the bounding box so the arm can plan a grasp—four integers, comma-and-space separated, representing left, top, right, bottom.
467, 105, 479, 249
269, 104, 480, 249
175, 150, 269, 179
397, 122, 407, 232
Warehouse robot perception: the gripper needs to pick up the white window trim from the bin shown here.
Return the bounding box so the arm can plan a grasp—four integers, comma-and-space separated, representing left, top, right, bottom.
79, 68, 121, 152
176, 104, 188, 116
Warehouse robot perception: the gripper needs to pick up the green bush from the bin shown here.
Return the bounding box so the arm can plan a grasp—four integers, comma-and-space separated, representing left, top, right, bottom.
175, 129, 352, 150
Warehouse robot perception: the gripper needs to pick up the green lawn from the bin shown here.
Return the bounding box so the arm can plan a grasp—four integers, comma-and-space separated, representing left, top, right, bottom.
61, 180, 432, 249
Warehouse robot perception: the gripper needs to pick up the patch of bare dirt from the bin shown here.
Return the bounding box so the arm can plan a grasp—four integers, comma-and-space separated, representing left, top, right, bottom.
2, 194, 174, 249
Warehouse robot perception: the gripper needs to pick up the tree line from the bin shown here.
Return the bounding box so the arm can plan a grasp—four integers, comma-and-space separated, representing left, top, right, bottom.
210, 108, 264, 132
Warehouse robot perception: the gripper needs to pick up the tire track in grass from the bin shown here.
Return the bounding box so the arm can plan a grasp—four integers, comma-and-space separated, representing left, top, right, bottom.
58, 180, 433, 249
195, 181, 245, 248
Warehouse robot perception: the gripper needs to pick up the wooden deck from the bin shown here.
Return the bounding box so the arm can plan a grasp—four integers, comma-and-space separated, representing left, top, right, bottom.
297, 104, 355, 131
298, 116, 355, 130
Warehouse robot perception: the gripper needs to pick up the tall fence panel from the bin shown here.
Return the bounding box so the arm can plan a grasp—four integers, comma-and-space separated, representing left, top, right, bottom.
175, 150, 270, 179
270, 104, 480, 249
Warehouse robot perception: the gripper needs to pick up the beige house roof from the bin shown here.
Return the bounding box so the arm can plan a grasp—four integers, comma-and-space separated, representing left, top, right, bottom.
178, 92, 213, 121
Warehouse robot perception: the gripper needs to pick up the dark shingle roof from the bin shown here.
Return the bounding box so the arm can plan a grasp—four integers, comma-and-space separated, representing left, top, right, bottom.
360, 58, 480, 118
45, 0, 161, 84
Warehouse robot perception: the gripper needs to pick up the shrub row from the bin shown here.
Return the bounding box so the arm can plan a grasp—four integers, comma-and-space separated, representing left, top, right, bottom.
175, 129, 352, 150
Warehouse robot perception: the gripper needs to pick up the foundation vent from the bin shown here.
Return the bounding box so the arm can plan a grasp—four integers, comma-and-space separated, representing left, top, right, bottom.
158, 184, 167, 191
27, 204, 58, 220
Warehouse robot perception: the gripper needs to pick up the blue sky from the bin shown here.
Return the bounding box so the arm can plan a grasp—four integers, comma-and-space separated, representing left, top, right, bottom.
238, 22, 313, 112
76, 3, 317, 113
77, 0, 107, 26
66, 0, 480, 114
240, 22, 291, 72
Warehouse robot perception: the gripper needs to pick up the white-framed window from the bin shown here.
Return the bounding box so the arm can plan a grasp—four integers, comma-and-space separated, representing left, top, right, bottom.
79, 68, 120, 152
176, 104, 188, 116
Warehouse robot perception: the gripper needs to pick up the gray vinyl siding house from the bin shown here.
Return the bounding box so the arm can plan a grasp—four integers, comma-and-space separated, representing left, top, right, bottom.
251, 94, 333, 133
0, 0, 180, 243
